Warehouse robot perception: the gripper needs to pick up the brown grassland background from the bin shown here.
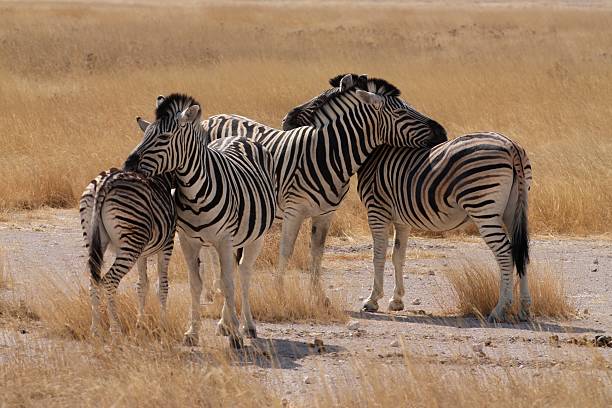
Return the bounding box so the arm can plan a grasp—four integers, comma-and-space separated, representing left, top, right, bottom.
0, 1, 611, 236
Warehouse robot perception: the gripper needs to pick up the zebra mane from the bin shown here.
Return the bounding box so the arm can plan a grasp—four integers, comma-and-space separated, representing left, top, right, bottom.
155, 93, 201, 120
328, 73, 401, 97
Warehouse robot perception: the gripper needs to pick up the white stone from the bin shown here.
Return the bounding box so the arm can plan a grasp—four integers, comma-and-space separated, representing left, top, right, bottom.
304, 376, 313, 384
347, 320, 360, 331
390, 339, 400, 347
412, 298, 421, 305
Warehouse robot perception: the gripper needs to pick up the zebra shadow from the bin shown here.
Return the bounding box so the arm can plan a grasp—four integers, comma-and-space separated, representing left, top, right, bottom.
230, 337, 345, 369
348, 310, 604, 334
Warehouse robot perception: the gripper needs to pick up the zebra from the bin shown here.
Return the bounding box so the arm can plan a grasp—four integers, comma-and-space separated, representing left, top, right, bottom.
199, 74, 447, 295
80, 168, 176, 336
283, 77, 533, 323
124, 93, 277, 348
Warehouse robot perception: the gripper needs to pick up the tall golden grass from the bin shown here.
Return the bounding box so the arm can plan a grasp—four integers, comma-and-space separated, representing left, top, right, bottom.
0, 2, 610, 235
443, 261, 575, 319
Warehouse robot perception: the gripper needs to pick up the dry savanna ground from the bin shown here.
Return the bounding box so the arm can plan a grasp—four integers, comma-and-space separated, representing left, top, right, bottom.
1, 1, 611, 407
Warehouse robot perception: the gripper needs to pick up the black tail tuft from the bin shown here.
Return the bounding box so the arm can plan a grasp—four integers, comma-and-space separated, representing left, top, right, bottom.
88, 221, 103, 284
511, 188, 530, 278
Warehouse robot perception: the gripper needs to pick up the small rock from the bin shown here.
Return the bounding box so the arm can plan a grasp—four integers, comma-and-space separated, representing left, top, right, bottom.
591, 267, 598, 272
484, 339, 492, 347
312, 337, 325, 353
304, 376, 313, 384
403, 274, 408, 279
347, 320, 360, 331
472, 343, 484, 353
583, 308, 589, 315
390, 339, 400, 347
19, 329, 28, 335
593, 258, 599, 265
428, 270, 435, 276
411, 298, 421, 305
549, 335, 560, 347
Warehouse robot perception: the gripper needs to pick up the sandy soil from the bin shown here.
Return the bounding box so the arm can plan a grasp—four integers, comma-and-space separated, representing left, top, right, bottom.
0, 209, 611, 403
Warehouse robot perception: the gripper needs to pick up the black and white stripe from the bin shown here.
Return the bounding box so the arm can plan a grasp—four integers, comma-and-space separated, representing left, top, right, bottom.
80, 168, 176, 335
204, 74, 446, 291
125, 93, 276, 347
283, 77, 533, 322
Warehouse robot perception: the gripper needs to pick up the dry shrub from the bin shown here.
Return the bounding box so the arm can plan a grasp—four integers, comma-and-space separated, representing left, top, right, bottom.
1, 342, 280, 408
443, 261, 575, 319
27, 278, 190, 342
319, 354, 611, 407
202, 270, 347, 324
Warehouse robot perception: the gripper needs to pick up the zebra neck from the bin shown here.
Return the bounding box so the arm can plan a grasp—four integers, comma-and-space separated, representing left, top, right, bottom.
174, 134, 213, 204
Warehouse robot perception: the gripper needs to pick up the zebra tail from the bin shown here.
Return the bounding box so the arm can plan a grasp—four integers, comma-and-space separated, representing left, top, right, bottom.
511, 146, 530, 278
88, 186, 107, 284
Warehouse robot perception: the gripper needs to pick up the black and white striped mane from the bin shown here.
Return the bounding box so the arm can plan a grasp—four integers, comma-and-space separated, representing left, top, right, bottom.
328, 73, 401, 97
155, 93, 200, 120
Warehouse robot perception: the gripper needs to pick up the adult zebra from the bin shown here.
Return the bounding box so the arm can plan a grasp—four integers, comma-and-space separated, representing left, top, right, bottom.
283, 77, 533, 323
80, 168, 176, 336
201, 74, 447, 293
124, 93, 276, 347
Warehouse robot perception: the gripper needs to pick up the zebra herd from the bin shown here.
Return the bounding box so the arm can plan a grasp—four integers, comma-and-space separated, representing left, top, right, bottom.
80, 73, 532, 347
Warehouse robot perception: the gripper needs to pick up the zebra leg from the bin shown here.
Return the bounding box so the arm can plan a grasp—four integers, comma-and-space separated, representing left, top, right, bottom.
156, 243, 172, 327
472, 218, 514, 323
363, 223, 391, 312
89, 278, 102, 337
201, 247, 219, 302
238, 237, 265, 338
216, 239, 243, 349
101, 249, 142, 336
181, 235, 203, 346
135, 257, 149, 329
518, 271, 531, 321
309, 213, 333, 293
389, 224, 409, 312
276, 212, 305, 288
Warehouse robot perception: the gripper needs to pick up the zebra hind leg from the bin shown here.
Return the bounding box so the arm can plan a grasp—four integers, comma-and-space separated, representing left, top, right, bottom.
180, 235, 203, 346
388, 224, 409, 312
215, 239, 243, 349
363, 222, 391, 313
101, 249, 142, 336
275, 212, 306, 290
472, 217, 514, 323
135, 258, 149, 330
309, 213, 333, 305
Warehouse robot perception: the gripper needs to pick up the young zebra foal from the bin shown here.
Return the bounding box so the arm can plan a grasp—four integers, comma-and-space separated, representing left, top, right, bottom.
80, 168, 176, 336
125, 93, 277, 348
284, 77, 533, 323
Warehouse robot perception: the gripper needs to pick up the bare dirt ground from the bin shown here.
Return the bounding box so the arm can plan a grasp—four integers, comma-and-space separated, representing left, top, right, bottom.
1, 209, 611, 403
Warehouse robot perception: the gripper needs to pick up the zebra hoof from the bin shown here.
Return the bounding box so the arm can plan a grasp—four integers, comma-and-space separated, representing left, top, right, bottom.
183, 333, 199, 347
361, 299, 379, 313
243, 326, 257, 339
518, 308, 531, 322
486, 310, 507, 324
388, 299, 404, 312
229, 335, 244, 349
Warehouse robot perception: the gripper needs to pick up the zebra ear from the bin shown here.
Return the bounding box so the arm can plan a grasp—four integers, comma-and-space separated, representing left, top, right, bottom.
339, 74, 354, 91
355, 89, 384, 108
179, 104, 201, 124
136, 116, 150, 132
156, 95, 165, 108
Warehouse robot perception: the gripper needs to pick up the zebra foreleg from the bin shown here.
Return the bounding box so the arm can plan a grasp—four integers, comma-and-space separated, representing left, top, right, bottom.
136, 258, 149, 329
275, 212, 305, 288
389, 224, 409, 312
180, 234, 203, 346
156, 243, 173, 327
363, 223, 391, 312
216, 238, 243, 349
238, 238, 265, 338
309, 213, 333, 304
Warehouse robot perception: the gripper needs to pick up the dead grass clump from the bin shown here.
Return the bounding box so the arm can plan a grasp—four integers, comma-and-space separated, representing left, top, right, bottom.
443, 261, 575, 319
0, 248, 11, 289
1, 342, 281, 408
28, 279, 190, 343
319, 354, 611, 407
202, 271, 347, 324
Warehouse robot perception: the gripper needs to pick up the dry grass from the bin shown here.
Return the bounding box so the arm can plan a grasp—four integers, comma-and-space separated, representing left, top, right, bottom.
320, 354, 611, 407
0, 3, 610, 235
201, 270, 348, 324
1, 341, 281, 408
443, 260, 575, 319
0, 248, 11, 289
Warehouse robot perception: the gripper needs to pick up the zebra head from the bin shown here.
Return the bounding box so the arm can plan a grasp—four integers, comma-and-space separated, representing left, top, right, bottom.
282, 73, 447, 148
124, 93, 204, 177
